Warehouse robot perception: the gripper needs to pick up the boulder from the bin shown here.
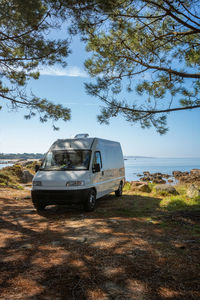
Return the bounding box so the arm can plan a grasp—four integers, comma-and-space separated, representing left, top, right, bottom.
140, 176, 151, 182
152, 172, 162, 177
21, 170, 34, 183
162, 174, 170, 179
131, 181, 144, 187
190, 169, 200, 175
179, 175, 190, 183
137, 183, 151, 193
130, 181, 151, 193
143, 171, 150, 176
186, 184, 200, 198
153, 178, 166, 184
155, 184, 179, 195
168, 179, 173, 183
172, 171, 183, 178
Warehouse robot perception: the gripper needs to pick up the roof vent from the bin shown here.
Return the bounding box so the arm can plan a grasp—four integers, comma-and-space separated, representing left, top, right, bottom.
74, 133, 89, 139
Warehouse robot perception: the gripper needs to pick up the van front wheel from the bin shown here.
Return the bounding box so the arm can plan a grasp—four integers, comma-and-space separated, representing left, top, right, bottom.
115, 182, 123, 197
33, 201, 46, 211
84, 189, 96, 212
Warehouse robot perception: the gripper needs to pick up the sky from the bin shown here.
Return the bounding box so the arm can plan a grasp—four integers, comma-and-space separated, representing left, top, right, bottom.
0, 34, 200, 157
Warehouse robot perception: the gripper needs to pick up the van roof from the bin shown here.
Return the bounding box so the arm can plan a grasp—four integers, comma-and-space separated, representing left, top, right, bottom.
49, 137, 119, 151
50, 138, 95, 150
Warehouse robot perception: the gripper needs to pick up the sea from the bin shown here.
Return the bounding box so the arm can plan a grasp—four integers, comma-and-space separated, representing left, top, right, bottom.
124, 157, 200, 181
1, 157, 200, 182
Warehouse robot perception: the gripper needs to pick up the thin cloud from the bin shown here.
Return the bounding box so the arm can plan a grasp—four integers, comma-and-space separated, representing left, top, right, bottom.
39, 66, 88, 77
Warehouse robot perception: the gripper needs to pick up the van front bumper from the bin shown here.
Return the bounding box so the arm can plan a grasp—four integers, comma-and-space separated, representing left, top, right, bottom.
31, 189, 90, 206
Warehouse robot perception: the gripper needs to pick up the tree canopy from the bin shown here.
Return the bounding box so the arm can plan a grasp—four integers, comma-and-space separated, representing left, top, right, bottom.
0, 0, 72, 129
70, 0, 200, 133
1, 0, 200, 132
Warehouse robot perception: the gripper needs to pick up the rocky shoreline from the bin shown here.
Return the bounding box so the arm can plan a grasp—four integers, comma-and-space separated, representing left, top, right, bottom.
137, 169, 200, 184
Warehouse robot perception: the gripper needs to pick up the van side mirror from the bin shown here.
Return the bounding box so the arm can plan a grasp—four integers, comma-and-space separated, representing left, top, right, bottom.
93, 163, 101, 173
35, 164, 40, 172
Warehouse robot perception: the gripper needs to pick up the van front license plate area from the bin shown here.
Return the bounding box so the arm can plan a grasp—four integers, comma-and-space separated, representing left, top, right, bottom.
31, 189, 90, 205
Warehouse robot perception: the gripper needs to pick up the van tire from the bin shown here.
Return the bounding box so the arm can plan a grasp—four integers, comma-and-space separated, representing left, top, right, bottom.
84, 189, 96, 212
115, 182, 123, 197
33, 201, 46, 211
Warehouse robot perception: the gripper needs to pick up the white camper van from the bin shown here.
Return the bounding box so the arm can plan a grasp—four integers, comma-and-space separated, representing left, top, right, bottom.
32, 134, 125, 211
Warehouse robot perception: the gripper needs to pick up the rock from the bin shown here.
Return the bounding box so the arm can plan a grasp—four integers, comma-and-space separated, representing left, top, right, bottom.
153, 178, 166, 184
140, 176, 151, 182
131, 181, 143, 187
155, 184, 179, 195
186, 184, 200, 198
172, 171, 183, 178
152, 172, 162, 177
130, 181, 151, 192
21, 170, 34, 183
162, 174, 170, 179
130, 181, 142, 191
137, 183, 151, 193
168, 179, 173, 183
143, 171, 150, 176
190, 169, 200, 175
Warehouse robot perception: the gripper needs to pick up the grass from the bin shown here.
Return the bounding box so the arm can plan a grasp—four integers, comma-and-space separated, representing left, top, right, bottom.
160, 195, 200, 211
123, 181, 200, 214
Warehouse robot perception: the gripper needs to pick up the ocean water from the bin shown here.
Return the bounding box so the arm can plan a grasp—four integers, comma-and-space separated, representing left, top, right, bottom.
1, 158, 200, 182
0, 163, 13, 169
124, 157, 200, 181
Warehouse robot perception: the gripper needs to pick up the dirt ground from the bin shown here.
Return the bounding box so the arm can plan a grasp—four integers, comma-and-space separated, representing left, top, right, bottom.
0, 188, 200, 300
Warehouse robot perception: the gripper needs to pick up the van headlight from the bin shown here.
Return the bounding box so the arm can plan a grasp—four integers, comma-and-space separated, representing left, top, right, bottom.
33, 181, 42, 186
66, 181, 85, 187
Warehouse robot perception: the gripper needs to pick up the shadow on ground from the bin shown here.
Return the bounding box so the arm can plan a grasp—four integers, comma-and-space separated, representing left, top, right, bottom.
0, 192, 200, 299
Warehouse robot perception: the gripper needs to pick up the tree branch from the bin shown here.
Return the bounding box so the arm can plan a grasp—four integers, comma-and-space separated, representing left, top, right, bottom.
120, 55, 200, 79
92, 90, 200, 114
148, 1, 200, 32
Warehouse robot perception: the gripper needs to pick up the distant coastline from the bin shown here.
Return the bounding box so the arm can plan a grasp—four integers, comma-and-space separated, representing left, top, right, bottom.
0, 153, 44, 162
124, 156, 155, 159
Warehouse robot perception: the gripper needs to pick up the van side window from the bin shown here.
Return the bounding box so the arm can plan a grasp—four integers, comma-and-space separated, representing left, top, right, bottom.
93, 151, 102, 168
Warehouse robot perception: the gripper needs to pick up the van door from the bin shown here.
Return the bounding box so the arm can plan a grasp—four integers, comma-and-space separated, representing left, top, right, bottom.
91, 151, 106, 198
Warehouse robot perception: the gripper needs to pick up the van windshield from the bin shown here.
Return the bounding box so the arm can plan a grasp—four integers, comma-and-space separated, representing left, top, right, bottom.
41, 150, 91, 171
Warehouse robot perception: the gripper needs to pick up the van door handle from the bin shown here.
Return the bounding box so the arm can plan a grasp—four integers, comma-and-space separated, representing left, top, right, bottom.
102, 171, 104, 176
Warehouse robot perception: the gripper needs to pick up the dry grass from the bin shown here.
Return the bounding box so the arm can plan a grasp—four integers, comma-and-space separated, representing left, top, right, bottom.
0, 187, 200, 299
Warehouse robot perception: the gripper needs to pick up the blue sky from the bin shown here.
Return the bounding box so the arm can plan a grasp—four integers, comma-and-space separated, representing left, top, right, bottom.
0, 36, 200, 157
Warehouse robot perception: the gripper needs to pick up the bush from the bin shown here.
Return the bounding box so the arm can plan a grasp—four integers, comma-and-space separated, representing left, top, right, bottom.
123, 182, 131, 192
0, 165, 24, 189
